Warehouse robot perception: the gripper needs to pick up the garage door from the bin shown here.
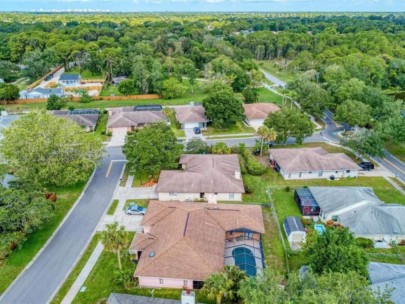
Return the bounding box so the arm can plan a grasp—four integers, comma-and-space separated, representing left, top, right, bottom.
112, 127, 128, 134
184, 122, 199, 129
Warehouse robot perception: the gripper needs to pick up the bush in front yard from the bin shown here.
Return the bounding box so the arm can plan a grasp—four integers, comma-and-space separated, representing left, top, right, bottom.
239, 144, 266, 176
355, 237, 374, 249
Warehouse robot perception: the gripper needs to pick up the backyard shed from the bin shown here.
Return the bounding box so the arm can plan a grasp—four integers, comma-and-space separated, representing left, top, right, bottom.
283, 216, 306, 250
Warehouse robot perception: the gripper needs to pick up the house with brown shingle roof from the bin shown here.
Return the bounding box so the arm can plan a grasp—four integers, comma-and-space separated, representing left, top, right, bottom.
269, 147, 361, 180
175, 105, 209, 130
107, 111, 168, 133
129, 201, 265, 289
156, 154, 245, 202
51, 110, 99, 132
243, 103, 280, 130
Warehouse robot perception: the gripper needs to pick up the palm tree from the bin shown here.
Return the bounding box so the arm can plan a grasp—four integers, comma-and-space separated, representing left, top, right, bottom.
223, 266, 247, 302
202, 272, 233, 304
100, 222, 129, 271
257, 125, 277, 156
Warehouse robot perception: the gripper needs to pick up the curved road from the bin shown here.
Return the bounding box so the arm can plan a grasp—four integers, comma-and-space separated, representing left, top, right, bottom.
0, 146, 125, 304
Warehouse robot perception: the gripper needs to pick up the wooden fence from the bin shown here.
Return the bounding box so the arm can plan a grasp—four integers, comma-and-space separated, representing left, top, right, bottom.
15, 94, 161, 104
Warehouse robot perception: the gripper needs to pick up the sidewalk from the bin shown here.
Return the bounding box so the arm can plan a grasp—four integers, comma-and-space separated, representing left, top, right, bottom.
61, 242, 104, 304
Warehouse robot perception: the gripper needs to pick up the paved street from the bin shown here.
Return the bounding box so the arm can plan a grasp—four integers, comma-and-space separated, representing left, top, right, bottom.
260, 68, 287, 88
0, 146, 125, 304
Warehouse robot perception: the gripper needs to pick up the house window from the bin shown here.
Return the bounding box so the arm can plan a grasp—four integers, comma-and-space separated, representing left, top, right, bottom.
318, 171, 323, 177
159, 278, 164, 284
288, 173, 291, 178
309, 171, 312, 174
244, 232, 253, 239
332, 215, 338, 222
183, 280, 188, 287
193, 281, 204, 289
299, 172, 302, 178
346, 170, 351, 173
169, 192, 176, 196
229, 193, 234, 200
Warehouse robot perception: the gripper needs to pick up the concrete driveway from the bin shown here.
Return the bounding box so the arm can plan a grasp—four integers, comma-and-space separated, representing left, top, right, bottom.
185, 128, 205, 142
0, 146, 125, 304
109, 130, 127, 147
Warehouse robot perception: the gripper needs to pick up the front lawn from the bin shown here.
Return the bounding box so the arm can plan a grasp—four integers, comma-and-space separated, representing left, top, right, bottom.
100, 85, 123, 97
257, 87, 283, 105
257, 60, 299, 83
93, 111, 110, 142
0, 183, 85, 294
205, 122, 255, 137
65, 67, 104, 80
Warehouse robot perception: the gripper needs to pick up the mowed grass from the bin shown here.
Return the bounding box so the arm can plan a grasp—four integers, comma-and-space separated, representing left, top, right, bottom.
387, 142, 405, 163
65, 68, 104, 80
51, 234, 101, 304
205, 122, 255, 137
106, 200, 119, 216
0, 182, 85, 293
257, 87, 284, 105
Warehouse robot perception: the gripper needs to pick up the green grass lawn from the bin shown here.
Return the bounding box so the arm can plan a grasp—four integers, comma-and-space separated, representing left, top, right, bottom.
163, 108, 186, 138
257, 60, 298, 83
386, 142, 405, 163
132, 172, 153, 187
51, 234, 101, 304
0, 182, 85, 293
205, 122, 255, 137
65, 68, 104, 80
94, 112, 111, 142
100, 85, 124, 97
257, 87, 284, 105
106, 200, 119, 216
72, 232, 213, 304
119, 166, 129, 187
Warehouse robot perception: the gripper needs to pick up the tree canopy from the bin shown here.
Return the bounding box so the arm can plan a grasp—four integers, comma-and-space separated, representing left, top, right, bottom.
0, 111, 103, 187
123, 122, 183, 179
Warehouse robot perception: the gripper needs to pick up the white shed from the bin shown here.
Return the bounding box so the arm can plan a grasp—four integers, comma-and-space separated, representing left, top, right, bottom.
283, 216, 306, 251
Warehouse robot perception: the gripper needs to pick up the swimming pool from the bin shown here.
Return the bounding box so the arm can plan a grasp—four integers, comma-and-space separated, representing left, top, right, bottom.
232, 247, 257, 276
314, 224, 326, 235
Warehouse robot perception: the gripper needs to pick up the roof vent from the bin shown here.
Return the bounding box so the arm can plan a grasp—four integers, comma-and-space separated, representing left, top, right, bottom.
149, 251, 155, 258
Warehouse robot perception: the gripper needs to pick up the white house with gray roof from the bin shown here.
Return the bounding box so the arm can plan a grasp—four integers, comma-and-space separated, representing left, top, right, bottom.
58, 73, 81, 87
21, 87, 64, 99
309, 187, 405, 244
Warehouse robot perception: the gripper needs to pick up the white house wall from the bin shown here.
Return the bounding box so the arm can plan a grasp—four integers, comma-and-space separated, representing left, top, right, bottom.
247, 119, 265, 130
158, 192, 242, 202
280, 169, 358, 180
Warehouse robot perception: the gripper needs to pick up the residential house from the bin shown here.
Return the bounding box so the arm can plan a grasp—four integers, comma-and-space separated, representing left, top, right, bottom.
298, 186, 405, 244
21, 87, 64, 99
283, 216, 306, 250
175, 104, 209, 130
369, 262, 405, 304
269, 147, 360, 180
58, 73, 81, 87
243, 103, 280, 130
129, 201, 265, 289
156, 154, 245, 202
107, 111, 168, 133
51, 109, 99, 132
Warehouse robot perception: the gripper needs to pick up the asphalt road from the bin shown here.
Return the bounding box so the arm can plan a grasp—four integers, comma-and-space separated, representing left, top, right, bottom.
260, 68, 287, 88
0, 146, 125, 304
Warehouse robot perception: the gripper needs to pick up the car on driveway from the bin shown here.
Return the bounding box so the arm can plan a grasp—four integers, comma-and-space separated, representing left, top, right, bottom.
193, 127, 201, 134
126, 203, 147, 215
358, 161, 375, 171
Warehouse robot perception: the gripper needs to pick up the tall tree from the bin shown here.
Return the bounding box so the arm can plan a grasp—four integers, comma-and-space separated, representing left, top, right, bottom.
341, 128, 385, 158
264, 107, 314, 144
0, 83, 20, 104
243, 86, 259, 104
257, 126, 277, 156
203, 83, 245, 128
100, 222, 129, 271
335, 100, 372, 127
303, 228, 369, 277
0, 111, 103, 187
123, 122, 183, 179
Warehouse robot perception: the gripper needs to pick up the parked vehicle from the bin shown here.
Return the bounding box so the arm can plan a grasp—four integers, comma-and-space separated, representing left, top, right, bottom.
359, 161, 375, 171
193, 127, 201, 134
126, 203, 147, 215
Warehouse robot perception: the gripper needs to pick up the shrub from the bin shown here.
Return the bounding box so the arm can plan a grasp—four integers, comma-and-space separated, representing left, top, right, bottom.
356, 237, 374, 249
79, 92, 92, 103
285, 186, 291, 192
212, 142, 231, 154
243, 176, 255, 194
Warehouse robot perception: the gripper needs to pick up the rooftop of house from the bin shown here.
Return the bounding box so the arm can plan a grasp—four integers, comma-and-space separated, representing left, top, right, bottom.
175, 105, 208, 124
59, 73, 80, 81
156, 154, 245, 194
52, 111, 99, 128
369, 262, 405, 304
243, 102, 280, 121
31, 87, 63, 95
107, 111, 167, 128
269, 147, 361, 173
130, 201, 264, 281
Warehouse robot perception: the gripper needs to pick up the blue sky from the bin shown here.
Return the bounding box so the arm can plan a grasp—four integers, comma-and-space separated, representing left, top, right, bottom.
1, 0, 404, 12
